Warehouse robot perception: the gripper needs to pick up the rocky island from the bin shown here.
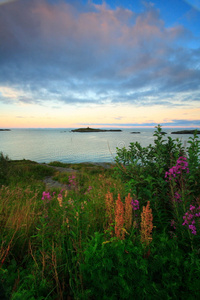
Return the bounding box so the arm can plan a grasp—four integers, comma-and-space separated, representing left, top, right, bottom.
71, 127, 122, 132
0, 129, 11, 131
171, 130, 200, 134
130, 132, 141, 134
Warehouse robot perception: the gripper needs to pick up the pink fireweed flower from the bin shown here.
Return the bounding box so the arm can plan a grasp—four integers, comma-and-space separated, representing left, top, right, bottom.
68, 174, 77, 188
189, 224, 197, 235
131, 199, 139, 211
42, 191, 52, 202
165, 156, 189, 181
171, 219, 176, 230
182, 204, 200, 235
174, 192, 182, 203
190, 205, 196, 211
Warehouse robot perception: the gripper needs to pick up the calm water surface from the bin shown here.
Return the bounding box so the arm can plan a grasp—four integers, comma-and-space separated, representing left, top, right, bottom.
0, 128, 194, 163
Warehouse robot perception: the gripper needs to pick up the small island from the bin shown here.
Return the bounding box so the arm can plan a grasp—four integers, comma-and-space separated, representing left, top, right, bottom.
171, 130, 200, 134
130, 132, 141, 134
71, 127, 122, 132
0, 129, 11, 131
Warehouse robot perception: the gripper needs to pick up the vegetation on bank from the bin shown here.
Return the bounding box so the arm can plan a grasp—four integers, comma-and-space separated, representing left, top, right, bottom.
0, 125, 200, 299
71, 127, 122, 132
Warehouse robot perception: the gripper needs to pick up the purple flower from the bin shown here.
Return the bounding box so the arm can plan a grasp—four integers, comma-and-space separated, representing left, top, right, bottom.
131, 199, 139, 210
68, 174, 77, 188
174, 192, 182, 202
165, 156, 189, 181
182, 204, 200, 235
189, 224, 197, 235
171, 219, 176, 229
42, 191, 52, 202
190, 205, 196, 211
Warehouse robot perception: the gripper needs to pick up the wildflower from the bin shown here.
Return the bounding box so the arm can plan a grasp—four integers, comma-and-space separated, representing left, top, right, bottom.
189, 224, 197, 235
131, 198, 140, 228
131, 199, 139, 210
182, 204, 200, 235
68, 174, 77, 189
174, 192, 182, 203
140, 201, 153, 246
165, 156, 189, 181
190, 205, 196, 211
57, 194, 63, 207
171, 219, 176, 230
105, 191, 115, 226
115, 194, 125, 240
125, 193, 132, 231
42, 191, 52, 202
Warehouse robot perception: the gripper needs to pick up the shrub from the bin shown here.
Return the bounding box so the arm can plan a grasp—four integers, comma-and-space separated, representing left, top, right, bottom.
0, 152, 9, 186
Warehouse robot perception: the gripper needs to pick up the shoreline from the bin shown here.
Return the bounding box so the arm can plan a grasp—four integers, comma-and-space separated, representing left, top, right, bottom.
10, 159, 115, 169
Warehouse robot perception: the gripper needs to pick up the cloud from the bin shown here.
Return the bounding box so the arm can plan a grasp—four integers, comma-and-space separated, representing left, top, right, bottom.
0, 0, 199, 107
80, 119, 200, 127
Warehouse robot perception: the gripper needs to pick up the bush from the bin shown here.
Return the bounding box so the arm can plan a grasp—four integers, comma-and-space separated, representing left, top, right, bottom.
0, 152, 10, 186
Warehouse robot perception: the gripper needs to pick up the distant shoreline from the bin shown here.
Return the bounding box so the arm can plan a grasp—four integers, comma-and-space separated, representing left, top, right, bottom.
0, 129, 11, 131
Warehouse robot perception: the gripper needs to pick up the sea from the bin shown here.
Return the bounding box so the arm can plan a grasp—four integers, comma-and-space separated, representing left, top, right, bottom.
0, 128, 196, 164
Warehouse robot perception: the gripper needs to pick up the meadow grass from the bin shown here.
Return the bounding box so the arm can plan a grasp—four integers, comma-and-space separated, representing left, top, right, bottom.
0, 125, 200, 299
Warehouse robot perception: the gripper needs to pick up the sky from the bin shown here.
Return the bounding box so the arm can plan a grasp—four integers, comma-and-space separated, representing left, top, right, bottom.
0, 0, 200, 128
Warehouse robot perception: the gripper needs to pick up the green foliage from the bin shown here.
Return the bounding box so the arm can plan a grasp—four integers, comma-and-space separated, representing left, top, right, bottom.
187, 130, 200, 168
80, 231, 200, 299
186, 131, 200, 198
81, 233, 147, 299
114, 125, 200, 229
0, 152, 10, 186
114, 125, 185, 182
0, 259, 53, 300
8, 160, 55, 183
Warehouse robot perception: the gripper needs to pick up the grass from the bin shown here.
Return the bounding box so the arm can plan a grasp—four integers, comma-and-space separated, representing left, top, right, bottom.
0, 157, 124, 299
0, 126, 200, 299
